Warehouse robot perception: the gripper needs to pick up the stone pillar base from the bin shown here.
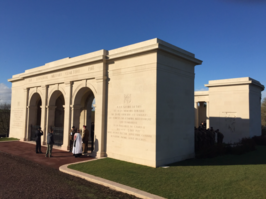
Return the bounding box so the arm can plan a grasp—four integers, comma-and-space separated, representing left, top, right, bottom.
96, 151, 107, 158
61, 145, 69, 151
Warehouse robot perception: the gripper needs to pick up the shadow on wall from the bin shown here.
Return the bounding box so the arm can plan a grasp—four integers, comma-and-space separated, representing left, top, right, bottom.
195, 108, 260, 143
209, 117, 260, 144
92, 138, 98, 157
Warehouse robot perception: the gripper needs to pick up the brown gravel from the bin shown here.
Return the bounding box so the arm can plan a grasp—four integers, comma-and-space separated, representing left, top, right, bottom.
0, 151, 140, 199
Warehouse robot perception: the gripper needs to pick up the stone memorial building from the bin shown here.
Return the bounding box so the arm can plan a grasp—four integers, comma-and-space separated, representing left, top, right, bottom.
195, 77, 264, 143
8, 38, 264, 167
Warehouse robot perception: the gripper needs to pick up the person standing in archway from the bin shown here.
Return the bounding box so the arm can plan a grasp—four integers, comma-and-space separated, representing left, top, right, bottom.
82, 125, 90, 154
69, 126, 76, 152
91, 122, 95, 152
72, 129, 82, 158
35, 127, 43, 153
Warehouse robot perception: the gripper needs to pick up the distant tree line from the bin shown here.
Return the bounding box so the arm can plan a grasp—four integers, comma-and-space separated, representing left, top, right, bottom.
0, 103, 10, 137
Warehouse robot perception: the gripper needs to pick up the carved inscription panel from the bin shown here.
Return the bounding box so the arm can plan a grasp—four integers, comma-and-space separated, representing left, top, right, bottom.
12, 109, 24, 128
25, 64, 98, 83
108, 104, 153, 143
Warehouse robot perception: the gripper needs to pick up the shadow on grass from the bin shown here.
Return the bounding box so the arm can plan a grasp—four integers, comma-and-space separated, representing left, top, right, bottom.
169, 146, 266, 167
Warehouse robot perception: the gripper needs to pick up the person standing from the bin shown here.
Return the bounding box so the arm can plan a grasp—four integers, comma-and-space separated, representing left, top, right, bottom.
91, 122, 95, 152
35, 127, 43, 154
45, 127, 54, 158
82, 125, 90, 154
69, 126, 76, 152
72, 129, 82, 158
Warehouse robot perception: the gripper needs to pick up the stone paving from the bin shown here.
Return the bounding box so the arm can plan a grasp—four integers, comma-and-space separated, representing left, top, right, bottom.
0, 141, 93, 169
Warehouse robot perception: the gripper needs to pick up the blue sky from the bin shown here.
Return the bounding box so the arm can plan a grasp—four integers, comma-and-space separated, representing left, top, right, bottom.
0, 0, 265, 103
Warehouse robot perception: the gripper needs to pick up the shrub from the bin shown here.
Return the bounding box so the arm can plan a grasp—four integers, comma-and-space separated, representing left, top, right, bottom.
196, 144, 226, 158
194, 127, 216, 153
252, 135, 266, 145
228, 138, 256, 155
196, 138, 256, 158
262, 126, 266, 136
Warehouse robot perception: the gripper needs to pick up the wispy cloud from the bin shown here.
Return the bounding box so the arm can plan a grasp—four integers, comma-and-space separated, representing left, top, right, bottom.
0, 83, 11, 104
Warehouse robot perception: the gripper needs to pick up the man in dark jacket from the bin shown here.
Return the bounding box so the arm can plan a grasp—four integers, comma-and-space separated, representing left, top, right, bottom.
45, 127, 54, 158
69, 126, 76, 152
35, 127, 43, 153
82, 125, 90, 154
91, 122, 95, 152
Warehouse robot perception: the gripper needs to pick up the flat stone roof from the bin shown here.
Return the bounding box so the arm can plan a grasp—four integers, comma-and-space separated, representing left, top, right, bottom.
8, 38, 202, 82
205, 77, 265, 90
194, 91, 209, 96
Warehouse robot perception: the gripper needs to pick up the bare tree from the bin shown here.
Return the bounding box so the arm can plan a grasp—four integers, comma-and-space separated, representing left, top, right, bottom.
0, 103, 10, 137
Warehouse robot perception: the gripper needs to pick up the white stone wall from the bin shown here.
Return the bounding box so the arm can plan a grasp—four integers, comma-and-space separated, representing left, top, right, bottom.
202, 77, 264, 143
106, 51, 157, 167
156, 51, 196, 166
249, 84, 263, 137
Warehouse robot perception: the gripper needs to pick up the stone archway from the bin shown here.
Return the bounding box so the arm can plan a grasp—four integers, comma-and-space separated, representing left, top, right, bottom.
72, 87, 95, 152
195, 101, 209, 129
47, 90, 65, 146
28, 93, 42, 141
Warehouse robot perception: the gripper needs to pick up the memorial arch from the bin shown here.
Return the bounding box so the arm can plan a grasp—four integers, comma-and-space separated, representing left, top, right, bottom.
72, 86, 95, 151
47, 90, 65, 146
27, 92, 42, 141
8, 39, 264, 167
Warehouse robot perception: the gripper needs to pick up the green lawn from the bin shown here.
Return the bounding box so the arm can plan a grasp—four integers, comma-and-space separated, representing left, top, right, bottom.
68, 146, 266, 199
0, 137, 19, 141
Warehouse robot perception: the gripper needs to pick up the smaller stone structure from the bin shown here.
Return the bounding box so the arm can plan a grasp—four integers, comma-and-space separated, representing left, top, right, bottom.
195, 77, 265, 143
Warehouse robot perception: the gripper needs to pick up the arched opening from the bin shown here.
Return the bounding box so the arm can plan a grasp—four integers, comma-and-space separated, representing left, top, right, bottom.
48, 90, 65, 146
73, 87, 95, 153
28, 93, 42, 141
197, 102, 207, 128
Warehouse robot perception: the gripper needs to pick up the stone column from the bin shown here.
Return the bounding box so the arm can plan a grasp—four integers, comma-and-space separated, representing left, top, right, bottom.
41, 85, 48, 145
23, 88, 29, 141
26, 106, 38, 141
95, 74, 108, 157
46, 105, 57, 135
62, 81, 72, 151
206, 101, 210, 129
71, 104, 82, 130
86, 96, 94, 133
194, 102, 199, 128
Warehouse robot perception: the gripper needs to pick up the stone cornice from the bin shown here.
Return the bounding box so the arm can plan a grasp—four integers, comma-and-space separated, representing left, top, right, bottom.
205, 77, 265, 91
8, 54, 107, 82
8, 38, 203, 83
107, 41, 202, 65
108, 44, 159, 60
194, 91, 209, 96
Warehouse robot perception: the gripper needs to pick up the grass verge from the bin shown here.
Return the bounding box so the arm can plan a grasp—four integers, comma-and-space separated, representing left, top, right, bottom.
0, 137, 19, 141
69, 146, 266, 199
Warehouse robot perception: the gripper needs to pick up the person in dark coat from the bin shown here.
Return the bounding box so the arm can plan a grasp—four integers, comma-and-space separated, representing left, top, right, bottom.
69, 126, 76, 152
91, 122, 95, 152
45, 127, 54, 158
82, 125, 90, 154
35, 126, 43, 153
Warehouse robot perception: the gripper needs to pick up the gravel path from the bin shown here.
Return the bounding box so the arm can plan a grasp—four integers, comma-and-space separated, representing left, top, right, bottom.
0, 151, 140, 199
